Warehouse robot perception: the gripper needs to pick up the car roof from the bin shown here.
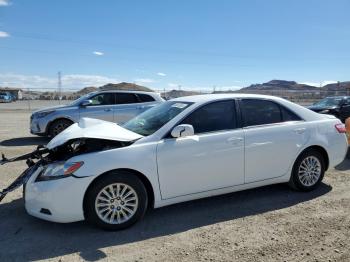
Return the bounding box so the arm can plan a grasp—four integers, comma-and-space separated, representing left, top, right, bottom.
170, 93, 282, 103
97, 90, 157, 95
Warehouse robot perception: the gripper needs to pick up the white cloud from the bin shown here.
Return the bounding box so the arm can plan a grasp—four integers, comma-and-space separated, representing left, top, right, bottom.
167, 83, 242, 91
0, 31, 10, 38
0, 73, 119, 90
93, 51, 104, 56
168, 83, 179, 88
301, 80, 338, 87
0, 0, 10, 6
157, 72, 166, 77
218, 85, 242, 91
134, 78, 155, 84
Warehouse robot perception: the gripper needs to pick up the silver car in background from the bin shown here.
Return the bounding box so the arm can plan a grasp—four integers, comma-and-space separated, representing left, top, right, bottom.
30, 90, 164, 137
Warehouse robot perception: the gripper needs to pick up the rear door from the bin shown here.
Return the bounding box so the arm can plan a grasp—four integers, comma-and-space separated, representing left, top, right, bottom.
240, 99, 308, 183
79, 92, 115, 122
114, 93, 142, 124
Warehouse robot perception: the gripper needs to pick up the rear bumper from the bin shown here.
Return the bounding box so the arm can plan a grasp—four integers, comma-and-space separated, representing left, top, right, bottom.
328, 134, 348, 168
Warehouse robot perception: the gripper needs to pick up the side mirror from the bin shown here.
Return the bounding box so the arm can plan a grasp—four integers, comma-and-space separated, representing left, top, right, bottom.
171, 124, 194, 138
80, 99, 92, 107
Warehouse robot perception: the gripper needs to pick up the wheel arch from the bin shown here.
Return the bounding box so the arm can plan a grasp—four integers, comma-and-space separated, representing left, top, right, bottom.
46, 117, 75, 134
296, 145, 330, 171
82, 168, 155, 217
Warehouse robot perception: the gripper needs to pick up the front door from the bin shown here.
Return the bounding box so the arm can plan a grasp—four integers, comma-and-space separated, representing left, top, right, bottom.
79, 93, 115, 122
157, 100, 245, 199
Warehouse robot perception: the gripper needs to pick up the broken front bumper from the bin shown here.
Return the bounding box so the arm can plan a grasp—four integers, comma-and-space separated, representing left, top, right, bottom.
0, 148, 94, 223
24, 171, 93, 223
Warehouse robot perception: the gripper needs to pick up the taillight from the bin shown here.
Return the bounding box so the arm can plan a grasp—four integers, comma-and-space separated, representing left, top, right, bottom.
335, 123, 346, 133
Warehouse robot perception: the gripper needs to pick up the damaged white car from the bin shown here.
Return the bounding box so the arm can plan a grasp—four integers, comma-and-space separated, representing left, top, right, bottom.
0, 94, 348, 230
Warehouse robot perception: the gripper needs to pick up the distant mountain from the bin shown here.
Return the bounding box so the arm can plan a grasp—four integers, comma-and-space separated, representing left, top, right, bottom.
323, 81, 350, 91
163, 89, 202, 99
75, 86, 98, 95
241, 80, 318, 91
99, 82, 153, 92
74, 82, 153, 96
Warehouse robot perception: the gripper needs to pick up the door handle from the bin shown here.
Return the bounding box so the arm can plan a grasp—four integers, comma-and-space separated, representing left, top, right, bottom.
294, 128, 306, 134
227, 137, 244, 145
104, 108, 112, 112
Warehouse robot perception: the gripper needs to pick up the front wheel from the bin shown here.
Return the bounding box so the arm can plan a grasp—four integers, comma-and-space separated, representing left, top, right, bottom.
289, 149, 325, 191
84, 172, 148, 230
48, 119, 73, 137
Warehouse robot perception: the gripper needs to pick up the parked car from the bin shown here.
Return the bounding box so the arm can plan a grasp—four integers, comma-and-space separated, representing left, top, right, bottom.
30, 90, 164, 137
308, 96, 350, 122
0, 92, 13, 103
15, 94, 347, 230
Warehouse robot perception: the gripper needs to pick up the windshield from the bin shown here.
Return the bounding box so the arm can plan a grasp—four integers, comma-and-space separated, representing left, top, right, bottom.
123, 101, 192, 136
313, 97, 342, 107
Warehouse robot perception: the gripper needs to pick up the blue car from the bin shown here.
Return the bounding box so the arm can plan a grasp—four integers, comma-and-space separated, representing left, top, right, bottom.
0, 92, 13, 103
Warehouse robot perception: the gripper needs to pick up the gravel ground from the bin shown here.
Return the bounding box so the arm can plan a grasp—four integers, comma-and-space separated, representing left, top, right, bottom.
0, 101, 349, 262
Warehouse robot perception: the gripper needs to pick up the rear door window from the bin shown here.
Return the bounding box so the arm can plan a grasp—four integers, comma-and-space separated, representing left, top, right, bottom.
116, 93, 139, 104
241, 99, 301, 127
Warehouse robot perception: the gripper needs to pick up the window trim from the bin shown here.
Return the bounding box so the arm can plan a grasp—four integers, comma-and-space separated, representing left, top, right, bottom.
238, 98, 304, 129
163, 99, 241, 139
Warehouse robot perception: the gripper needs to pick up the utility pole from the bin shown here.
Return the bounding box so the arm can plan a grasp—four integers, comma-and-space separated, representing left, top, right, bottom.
58, 71, 62, 104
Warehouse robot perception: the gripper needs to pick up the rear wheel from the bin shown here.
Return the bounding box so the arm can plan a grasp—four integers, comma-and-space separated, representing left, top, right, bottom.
84, 172, 148, 230
289, 149, 325, 191
48, 119, 73, 137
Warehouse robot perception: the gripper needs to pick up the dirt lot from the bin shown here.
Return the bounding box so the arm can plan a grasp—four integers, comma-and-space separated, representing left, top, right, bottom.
0, 101, 350, 262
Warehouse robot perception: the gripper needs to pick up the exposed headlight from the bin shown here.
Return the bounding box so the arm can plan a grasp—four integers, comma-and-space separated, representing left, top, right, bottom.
34, 110, 55, 118
319, 109, 330, 114
36, 161, 84, 181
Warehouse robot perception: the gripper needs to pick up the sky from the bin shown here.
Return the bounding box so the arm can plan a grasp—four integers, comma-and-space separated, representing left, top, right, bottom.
0, 0, 349, 91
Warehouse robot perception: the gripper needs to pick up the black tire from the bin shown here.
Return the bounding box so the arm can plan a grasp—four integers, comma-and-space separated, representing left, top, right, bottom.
289, 149, 325, 191
84, 171, 148, 230
48, 119, 73, 137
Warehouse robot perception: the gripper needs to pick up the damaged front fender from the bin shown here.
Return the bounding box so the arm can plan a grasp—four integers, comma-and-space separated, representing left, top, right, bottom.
0, 137, 134, 203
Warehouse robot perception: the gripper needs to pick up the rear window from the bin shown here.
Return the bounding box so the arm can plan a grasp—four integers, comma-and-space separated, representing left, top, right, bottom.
116, 93, 139, 104
137, 93, 155, 102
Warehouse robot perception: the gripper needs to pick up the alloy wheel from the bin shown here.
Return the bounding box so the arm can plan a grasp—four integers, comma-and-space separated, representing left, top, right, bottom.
298, 156, 322, 187
95, 183, 139, 224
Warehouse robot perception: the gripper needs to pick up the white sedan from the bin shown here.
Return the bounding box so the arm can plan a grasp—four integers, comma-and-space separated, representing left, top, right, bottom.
22, 94, 347, 230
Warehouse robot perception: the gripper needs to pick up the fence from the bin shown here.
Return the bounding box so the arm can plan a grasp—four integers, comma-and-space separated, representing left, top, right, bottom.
4, 87, 350, 111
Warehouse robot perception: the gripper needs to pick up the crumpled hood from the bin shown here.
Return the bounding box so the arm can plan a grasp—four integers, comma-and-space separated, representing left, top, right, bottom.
47, 118, 143, 149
